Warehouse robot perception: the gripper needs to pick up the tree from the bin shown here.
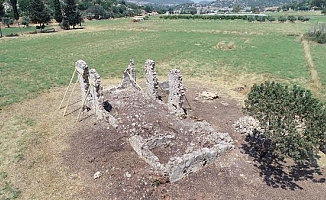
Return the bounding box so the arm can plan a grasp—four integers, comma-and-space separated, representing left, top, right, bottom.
278, 16, 287, 23
244, 81, 326, 164
30, 0, 51, 29
233, 4, 241, 13
18, 0, 31, 15
287, 15, 297, 23
53, 0, 63, 23
9, 0, 19, 20
21, 16, 30, 27
62, 0, 81, 29
0, 0, 4, 37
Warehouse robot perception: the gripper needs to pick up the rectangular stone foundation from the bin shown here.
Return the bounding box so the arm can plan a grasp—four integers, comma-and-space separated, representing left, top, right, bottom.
129, 134, 234, 182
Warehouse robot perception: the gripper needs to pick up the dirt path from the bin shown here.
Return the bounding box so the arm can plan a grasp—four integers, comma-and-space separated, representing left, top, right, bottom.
300, 36, 322, 93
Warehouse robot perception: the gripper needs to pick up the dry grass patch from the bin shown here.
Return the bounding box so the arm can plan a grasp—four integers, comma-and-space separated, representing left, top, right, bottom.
214, 41, 237, 51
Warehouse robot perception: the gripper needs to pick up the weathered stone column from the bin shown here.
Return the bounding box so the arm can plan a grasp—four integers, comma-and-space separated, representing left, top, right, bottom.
75, 60, 91, 108
168, 69, 185, 116
145, 59, 159, 99
121, 60, 136, 88
89, 68, 105, 120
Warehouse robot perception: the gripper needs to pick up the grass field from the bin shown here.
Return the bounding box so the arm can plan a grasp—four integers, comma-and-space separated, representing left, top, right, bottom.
1, 14, 326, 107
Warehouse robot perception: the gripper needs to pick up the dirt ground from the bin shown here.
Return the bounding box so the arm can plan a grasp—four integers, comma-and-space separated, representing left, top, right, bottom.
63, 81, 326, 200
1, 79, 325, 200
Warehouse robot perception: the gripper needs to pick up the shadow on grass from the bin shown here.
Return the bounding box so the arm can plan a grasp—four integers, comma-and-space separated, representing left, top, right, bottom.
241, 134, 325, 190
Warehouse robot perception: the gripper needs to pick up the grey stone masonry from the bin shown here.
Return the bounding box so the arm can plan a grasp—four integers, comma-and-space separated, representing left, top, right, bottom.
89, 69, 105, 120
121, 60, 136, 88
75, 60, 90, 101
168, 69, 185, 116
145, 59, 159, 99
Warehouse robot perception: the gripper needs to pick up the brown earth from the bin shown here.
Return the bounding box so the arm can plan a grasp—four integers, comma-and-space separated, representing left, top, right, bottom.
1, 79, 325, 200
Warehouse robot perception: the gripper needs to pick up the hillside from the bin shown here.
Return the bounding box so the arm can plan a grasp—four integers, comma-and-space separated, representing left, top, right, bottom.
127, 0, 193, 5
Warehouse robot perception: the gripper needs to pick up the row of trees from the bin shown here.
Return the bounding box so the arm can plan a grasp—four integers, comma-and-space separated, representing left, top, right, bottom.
280, 0, 326, 14
0, 0, 82, 31
160, 14, 310, 23
1, 0, 165, 32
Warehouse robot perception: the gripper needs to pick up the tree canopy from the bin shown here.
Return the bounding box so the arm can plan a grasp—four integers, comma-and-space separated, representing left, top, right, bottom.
244, 81, 326, 164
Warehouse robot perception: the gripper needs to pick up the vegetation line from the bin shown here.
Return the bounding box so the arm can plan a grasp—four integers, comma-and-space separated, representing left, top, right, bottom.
300, 35, 322, 93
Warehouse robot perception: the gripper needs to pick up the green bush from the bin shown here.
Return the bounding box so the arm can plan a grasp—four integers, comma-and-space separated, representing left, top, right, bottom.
278, 16, 287, 23
304, 23, 326, 44
244, 81, 326, 164
287, 15, 297, 23
21, 16, 30, 27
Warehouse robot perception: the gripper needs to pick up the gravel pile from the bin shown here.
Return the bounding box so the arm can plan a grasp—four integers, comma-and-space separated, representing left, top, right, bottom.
233, 116, 262, 136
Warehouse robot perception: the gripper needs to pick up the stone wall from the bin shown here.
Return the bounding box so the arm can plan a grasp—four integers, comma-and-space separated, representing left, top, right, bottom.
129, 121, 234, 182
145, 59, 159, 99
75, 60, 90, 104
89, 68, 105, 120
121, 60, 136, 88
168, 69, 185, 116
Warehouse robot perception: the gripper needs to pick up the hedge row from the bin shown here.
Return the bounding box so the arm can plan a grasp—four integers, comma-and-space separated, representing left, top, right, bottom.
159, 15, 310, 23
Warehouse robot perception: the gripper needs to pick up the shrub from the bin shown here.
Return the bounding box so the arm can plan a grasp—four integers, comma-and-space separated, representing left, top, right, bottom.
60, 20, 70, 30
244, 81, 326, 164
247, 16, 255, 22
304, 23, 326, 44
278, 16, 287, 23
21, 16, 30, 27
267, 16, 275, 22
287, 15, 297, 23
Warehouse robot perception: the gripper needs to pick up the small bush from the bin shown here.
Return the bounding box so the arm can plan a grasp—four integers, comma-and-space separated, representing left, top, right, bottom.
287, 15, 297, 23
21, 16, 30, 27
60, 20, 70, 30
278, 16, 287, 23
304, 23, 326, 44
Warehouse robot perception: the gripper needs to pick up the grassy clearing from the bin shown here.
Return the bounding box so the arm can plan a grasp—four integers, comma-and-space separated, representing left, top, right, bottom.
1, 16, 322, 107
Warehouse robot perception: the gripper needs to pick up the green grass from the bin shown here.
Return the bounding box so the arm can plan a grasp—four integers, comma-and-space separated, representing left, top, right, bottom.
0, 14, 325, 107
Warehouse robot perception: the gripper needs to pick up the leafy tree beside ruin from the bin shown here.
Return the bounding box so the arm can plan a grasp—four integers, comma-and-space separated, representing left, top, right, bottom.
244, 81, 326, 165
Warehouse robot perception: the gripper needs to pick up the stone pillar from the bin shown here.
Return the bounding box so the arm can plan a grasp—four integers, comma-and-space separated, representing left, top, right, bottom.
168, 69, 185, 116
89, 69, 105, 120
145, 59, 159, 99
75, 60, 91, 108
121, 60, 136, 88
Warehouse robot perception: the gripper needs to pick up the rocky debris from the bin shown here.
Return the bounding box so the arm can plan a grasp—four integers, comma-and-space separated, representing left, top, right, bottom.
125, 172, 132, 178
168, 69, 185, 116
144, 59, 159, 99
200, 91, 219, 100
233, 116, 262, 136
93, 171, 102, 179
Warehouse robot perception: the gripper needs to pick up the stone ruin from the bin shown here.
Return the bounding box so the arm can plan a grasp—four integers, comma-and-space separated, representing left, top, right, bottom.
76, 60, 91, 109
75, 60, 108, 120
168, 69, 185, 116
121, 60, 137, 88
129, 121, 234, 182
145, 59, 159, 99
72, 59, 234, 182
89, 68, 106, 120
